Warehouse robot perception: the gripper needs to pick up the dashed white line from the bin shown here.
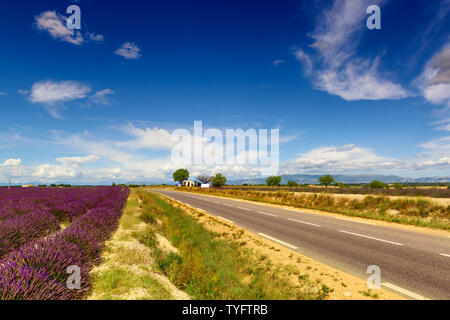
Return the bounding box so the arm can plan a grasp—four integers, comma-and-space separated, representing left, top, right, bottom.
223, 204, 233, 207
257, 233, 299, 250
217, 216, 234, 224
381, 282, 429, 300
336, 217, 375, 225
288, 218, 321, 228
440, 253, 450, 258
237, 206, 251, 211
338, 230, 403, 246
256, 211, 278, 217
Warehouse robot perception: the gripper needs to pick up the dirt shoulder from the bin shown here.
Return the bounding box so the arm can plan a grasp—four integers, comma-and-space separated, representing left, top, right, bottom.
158, 192, 404, 300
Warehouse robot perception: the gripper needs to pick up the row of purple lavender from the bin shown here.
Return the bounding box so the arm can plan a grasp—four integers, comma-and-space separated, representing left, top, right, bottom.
0, 186, 129, 300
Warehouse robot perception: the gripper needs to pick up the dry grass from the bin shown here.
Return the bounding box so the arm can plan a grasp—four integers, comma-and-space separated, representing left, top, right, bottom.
172, 187, 450, 230
138, 190, 404, 300
158, 192, 403, 300
88, 190, 190, 300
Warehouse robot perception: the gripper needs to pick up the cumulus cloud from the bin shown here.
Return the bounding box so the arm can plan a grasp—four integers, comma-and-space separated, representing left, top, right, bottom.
295, 0, 410, 101
416, 45, 450, 107
116, 124, 175, 150
34, 11, 84, 45
283, 144, 397, 173
0, 159, 22, 167
29, 80, 91, 118
32, 155, 99, 180
115, 42, 142, 60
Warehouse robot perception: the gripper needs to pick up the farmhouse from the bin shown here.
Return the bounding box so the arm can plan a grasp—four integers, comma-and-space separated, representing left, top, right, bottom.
182, 180, 196, 187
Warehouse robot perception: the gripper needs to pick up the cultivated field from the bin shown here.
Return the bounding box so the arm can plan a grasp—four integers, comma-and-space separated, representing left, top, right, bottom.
170, 187, 450, 230
0, 186, 129, 299
219, 186, 450, 198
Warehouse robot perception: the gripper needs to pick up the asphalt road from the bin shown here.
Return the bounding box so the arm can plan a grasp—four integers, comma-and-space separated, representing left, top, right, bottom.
151, 189, 450, 300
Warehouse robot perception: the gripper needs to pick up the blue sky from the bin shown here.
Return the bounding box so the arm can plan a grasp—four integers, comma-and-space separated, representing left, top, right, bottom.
0, 0, 450, 184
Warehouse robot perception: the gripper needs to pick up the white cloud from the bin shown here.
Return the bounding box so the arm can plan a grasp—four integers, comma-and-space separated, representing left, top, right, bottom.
55, 155, 100, 165
295, 0, 410, 101
0, 159, 22, 167
116, 124, 175, 150
416, 44, 450, 107
115, 42, 142, 60
30, 80, 91, 104
272, 59, 285, 67
0, 92, 7, 96
88, 32, 104, 43
283, 144, 397, 173
17, 89, 29, 95
90, 89, 115, 105
32, 155, 99, 180
29, 80, 91, 118
34, 11, 84, 45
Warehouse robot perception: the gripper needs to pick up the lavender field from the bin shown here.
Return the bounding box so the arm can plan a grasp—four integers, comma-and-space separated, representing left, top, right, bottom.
0, 186, 129, 300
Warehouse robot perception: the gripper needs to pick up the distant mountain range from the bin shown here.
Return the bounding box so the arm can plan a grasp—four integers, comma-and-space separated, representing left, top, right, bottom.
229, 174, 450, 185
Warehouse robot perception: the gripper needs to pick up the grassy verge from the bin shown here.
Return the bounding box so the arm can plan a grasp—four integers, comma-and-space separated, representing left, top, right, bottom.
88, 190, 185, 300
170, 187, 450, 231
136, 190, 333, 300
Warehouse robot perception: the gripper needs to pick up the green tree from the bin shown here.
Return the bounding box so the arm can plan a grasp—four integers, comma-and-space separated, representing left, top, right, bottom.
173, 168, 189, 184
287, 180, 299, 187
318, 175, 335, 188
393, 183, 403, 189
369, 180, 386, 189
337, 182, 345, 188
266, 176, 282, 186
211, 173, 227, 187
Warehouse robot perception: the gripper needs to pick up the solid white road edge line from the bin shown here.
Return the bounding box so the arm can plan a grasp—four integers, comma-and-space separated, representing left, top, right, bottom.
256, 211, 278, 217
440, 253, 450, 258
257, 233, 299, 250
288, 218, 321, 227
338, 230, 404, 246
381, 282, 429, 300
217, 216, 234, 224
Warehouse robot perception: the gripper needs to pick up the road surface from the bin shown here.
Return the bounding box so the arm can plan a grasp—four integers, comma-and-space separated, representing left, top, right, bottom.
151, 189, 450, 300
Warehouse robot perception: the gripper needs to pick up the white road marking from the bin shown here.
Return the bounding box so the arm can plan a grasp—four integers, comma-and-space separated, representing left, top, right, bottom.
237, 206, 251, 211
336, 217, 375, 225
338, 230, 403, 246
382, 282, 429, 300
217, 216, 234, 224
256, 211, 278, 217
223, 204, 233, 207
288, 218, 321, 227
195, 208, 207, 213
257, 233, 299, 250
440, 253, 450, 258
